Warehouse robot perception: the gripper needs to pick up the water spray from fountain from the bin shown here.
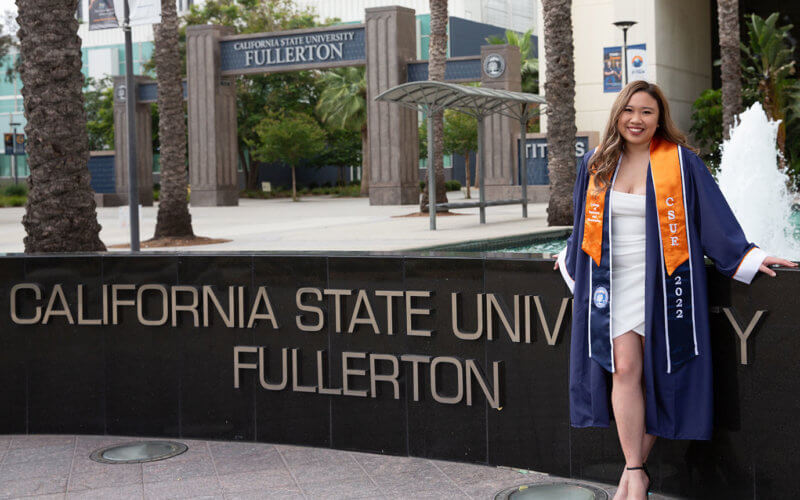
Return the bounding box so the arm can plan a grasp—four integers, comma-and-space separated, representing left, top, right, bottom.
717, 102, 799, 260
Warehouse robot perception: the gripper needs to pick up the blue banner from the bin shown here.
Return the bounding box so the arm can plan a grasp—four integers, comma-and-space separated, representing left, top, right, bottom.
88, 0, 119, 31
603, 46, 622, 93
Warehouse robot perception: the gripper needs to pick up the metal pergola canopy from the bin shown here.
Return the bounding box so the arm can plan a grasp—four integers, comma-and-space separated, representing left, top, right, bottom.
375, 81, 545, 230
374, 80, 545, 120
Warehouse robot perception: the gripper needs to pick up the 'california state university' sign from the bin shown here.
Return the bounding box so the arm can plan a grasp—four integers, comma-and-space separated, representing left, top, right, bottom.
220, 26, 366, 74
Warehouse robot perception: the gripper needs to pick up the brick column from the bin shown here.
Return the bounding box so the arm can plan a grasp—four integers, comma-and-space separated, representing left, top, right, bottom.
365, 6, 419, 205
186, 25, 239, 206
110, 75, 154, 207
480, 45, 522, 199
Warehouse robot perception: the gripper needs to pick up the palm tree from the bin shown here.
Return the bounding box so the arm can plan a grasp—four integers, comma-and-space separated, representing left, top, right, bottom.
487, 28, 539, 94
741, 13, 800, 166
421, 0, 448, 212
717, 0, 741, 140
542, 0, 577, 226
316, 66, 369, 195
153, 0, 194, 238
17, 0, 105, 252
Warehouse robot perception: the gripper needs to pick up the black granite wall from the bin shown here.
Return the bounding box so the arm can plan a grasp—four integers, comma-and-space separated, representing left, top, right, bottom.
0, 252, 796, 498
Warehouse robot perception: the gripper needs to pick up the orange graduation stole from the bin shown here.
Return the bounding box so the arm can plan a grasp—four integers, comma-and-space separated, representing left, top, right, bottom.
581, 138, 697, 374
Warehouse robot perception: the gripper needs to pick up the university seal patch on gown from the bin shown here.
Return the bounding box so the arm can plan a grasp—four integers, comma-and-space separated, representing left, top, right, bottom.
556, 138, 768, 440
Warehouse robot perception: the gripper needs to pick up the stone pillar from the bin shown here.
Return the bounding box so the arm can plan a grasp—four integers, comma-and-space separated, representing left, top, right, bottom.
365, 6, 419, 205
110, 75, 154, 207
186, 25, 239, 206
480, 45, 522, 200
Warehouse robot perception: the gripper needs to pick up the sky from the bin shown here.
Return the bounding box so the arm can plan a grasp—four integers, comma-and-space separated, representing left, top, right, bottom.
0, 0, 14, 35
0, 1, 13, 18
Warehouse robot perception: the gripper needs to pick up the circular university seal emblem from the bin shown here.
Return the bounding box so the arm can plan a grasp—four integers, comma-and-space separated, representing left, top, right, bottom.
115, 84, 127, 102
593, 286, 609, 309
483, 53, 506, 78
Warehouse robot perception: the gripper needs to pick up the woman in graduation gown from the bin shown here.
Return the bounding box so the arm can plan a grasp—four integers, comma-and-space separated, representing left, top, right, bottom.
554, 80, 796, 498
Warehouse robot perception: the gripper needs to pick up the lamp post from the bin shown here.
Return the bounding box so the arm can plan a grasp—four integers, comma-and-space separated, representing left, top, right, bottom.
613, 20, 637, 86
123, 0, 140, 251
9, 119, 19, 185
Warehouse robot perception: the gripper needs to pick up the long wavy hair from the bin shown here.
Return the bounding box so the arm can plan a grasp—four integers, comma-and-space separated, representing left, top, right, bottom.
589, 80, 691, 190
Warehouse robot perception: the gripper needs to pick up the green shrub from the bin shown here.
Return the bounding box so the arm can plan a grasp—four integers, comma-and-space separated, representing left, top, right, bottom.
419, 180, 426, 192
690, 88, 723, 174
153, 189, 160, 202
445, 180, 462, 191
0, 195, 27, 207
2, 184, 27, 197
334, 184, 362, 197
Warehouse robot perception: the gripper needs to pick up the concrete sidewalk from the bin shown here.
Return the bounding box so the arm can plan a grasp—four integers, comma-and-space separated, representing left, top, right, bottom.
0, 193, 566, 254
0, 435, 680, 499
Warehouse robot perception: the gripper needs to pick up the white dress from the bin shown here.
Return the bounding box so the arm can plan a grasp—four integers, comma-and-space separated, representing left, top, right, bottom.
610, 190, 646, 338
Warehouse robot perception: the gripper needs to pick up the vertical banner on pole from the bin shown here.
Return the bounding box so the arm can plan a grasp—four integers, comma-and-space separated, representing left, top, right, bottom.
88, 0, 119, 30
603, 47, 622, 93
129, 0, 161, 26
627, 43, 647, 81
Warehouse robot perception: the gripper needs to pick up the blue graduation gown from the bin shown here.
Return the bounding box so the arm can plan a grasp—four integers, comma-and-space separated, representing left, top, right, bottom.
556, 146, 767, 440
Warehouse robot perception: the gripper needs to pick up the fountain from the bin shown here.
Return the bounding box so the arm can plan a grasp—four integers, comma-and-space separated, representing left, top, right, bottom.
717, 102, 800, 260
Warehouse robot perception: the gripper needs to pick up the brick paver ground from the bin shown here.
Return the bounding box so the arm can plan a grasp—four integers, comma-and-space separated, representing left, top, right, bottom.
0, 435, 683, 499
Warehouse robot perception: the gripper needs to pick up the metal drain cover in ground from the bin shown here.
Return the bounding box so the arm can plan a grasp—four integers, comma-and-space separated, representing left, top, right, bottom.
494, 482, 609, 500
90, 441, 188, 464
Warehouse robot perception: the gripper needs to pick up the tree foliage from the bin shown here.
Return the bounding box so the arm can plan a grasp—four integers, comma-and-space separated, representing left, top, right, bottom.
741, 12, 800, 177
443, 110, 477, 156
443, 109, 477, 197
316, 66, 366, 131
694, 12, 800, 184
84, 77, 115, 151
250, 111, 326, 201
486, 28, 538, 94
316, 66, 368, 192
83, 78, 160, 153
690, 88, 723, 173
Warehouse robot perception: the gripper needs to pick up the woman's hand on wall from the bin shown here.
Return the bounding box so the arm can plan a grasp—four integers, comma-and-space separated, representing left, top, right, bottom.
759, 256, 797, 277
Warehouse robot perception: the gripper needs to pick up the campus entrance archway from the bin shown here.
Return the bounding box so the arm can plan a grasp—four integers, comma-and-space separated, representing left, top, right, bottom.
186, 7, 420, 206
112, 6, 524, 207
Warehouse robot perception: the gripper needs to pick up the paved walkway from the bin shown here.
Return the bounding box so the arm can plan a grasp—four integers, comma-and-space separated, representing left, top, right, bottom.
0, 435, 681, 499
0, 193, 566, 254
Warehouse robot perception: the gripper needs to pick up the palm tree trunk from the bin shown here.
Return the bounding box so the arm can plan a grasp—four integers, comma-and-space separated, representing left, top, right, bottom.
153, 0, 193, 238
291, 164, 298, 201
543, 0, 577, 226
421, 0, 448, 212
18, 0, 105, 252
464, 153, 471, 199
360, 124, 369, 196
718, 0, 742, 140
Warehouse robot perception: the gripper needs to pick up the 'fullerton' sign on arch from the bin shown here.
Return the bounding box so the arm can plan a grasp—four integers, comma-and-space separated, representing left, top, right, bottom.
220, 25, 366, 75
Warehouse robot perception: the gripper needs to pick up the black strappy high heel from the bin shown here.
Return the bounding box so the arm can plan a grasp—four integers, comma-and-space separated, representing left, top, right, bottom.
626, 465, 652, 496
